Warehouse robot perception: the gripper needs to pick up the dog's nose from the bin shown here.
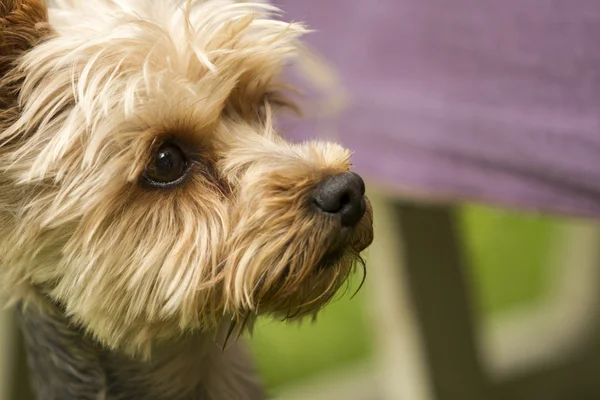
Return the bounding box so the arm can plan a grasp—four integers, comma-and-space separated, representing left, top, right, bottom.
313, 172, 366, 227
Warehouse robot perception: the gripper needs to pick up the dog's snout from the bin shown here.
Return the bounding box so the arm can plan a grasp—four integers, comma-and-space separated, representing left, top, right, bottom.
313, 172, 366, 227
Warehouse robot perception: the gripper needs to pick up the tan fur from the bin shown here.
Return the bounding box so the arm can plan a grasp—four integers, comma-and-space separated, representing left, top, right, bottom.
0, 0, 373, 392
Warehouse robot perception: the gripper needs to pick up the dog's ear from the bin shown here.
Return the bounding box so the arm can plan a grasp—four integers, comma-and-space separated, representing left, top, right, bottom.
0, 0, 52, 112
0, 0, 52, 77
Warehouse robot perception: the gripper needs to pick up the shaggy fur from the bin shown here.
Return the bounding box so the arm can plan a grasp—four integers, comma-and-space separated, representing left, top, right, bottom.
0, 0, 374, 398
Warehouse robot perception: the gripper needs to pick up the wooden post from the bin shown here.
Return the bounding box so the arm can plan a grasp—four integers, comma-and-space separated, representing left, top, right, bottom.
390, 201, 493, 400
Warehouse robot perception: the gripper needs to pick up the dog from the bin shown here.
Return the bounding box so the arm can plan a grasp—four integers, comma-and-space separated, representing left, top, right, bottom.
0, 0, 374, 398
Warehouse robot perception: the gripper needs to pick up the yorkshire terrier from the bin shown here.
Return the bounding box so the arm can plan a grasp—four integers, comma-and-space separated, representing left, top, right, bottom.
0, 0, 374, 399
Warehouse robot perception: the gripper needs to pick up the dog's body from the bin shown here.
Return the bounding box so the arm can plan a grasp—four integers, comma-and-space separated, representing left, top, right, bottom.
20, 299, 264, 399
0, 1, 373, 399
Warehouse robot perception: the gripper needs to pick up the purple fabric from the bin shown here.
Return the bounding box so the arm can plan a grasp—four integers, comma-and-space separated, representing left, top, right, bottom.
276, 0, 600, 216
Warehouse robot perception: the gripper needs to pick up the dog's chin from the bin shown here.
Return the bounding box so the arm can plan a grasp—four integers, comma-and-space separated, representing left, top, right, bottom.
256, 247, 364, 322
319, 209, 374, 270
283, 210, 373, 314
317, 247, 346, 270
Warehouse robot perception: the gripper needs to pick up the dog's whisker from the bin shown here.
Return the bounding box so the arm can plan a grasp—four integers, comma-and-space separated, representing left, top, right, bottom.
236, 311, 252, 341
220, 318, 238, 353
351, 257, 367, 300
285, 307, 302, 320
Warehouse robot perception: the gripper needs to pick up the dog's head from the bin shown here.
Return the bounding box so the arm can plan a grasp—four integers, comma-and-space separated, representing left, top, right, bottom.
0, 0, 373, 355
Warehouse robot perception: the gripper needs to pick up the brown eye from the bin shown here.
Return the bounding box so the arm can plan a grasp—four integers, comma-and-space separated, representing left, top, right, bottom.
142, 143, 189, 187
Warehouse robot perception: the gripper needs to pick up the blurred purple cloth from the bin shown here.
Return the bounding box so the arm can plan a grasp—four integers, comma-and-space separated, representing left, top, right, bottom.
276, 0, 600, 217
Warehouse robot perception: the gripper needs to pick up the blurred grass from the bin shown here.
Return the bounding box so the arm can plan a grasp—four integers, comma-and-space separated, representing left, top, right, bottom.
249, 204, 563, 390
249, 277, 371, 389
461, 205, 559, 315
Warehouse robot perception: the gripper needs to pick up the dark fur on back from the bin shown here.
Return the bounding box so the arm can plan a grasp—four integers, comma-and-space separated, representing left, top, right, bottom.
18, 303, 109, 400
19, 302, 264, 400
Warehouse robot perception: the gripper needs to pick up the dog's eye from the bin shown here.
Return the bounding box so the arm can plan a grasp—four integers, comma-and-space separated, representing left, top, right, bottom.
142, 143, 188, 187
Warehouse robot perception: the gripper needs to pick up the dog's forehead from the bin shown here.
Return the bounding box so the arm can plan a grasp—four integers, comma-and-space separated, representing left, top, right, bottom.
9, 0, 306, 141
47, 0, 304, 56
40, 0, 305, 112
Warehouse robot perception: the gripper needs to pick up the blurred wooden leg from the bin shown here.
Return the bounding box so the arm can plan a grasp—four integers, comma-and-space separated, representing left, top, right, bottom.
368, 193, 433, 400
0, 309, 35, 400
393, 201, 492, 400
13, 322, 36, 400
368, 194, 493, 400
0, 309, 15, 400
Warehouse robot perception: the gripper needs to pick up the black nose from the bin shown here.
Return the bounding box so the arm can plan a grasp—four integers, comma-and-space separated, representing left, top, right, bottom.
313, 172, 366, 227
